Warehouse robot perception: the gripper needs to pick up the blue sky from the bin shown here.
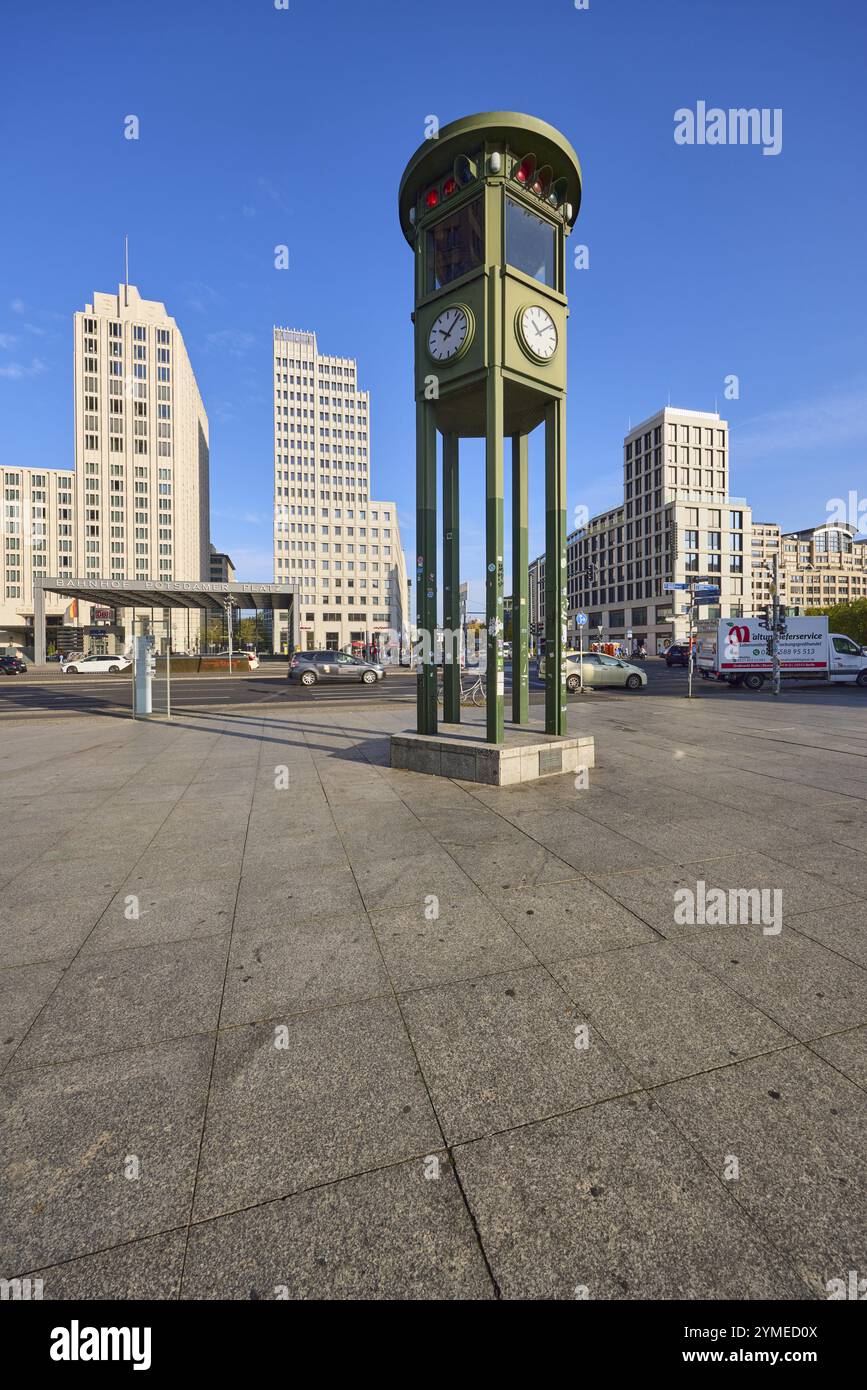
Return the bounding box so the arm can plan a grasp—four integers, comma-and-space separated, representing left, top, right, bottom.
2, 0, 866, 605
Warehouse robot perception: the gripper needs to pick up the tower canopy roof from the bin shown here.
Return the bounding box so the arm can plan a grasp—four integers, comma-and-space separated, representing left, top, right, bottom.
398, 111, 582, 244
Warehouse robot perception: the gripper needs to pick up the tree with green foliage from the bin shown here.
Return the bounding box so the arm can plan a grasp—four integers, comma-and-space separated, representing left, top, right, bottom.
805, 598, 867, 646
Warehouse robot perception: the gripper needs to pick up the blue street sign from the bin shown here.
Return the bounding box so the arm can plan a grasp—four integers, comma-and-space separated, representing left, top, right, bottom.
576, 612, 588, 626
664, 582, 688, 591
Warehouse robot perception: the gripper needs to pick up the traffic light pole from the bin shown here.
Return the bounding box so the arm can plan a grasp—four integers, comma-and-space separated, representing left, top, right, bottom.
771, 553, 781, 697
544, 397, 567, 736
443, 433, 460, 723
485, 366, 504, 745
687, 601, 695, 700
511, 432, 529, 725
416, 401, 438, 735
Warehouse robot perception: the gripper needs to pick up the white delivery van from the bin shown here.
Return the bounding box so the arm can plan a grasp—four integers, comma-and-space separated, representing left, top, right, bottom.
696, 616, 867, 690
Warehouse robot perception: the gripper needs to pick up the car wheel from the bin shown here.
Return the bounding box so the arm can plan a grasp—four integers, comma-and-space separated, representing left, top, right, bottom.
743, 673, 764, 691
300, 670, 316, 686
625, 673, 642, 690
566, 674, 579, 693
108, 665, 120, 673
65, 666, 78, 675
361, 670, 377, 684
857, 670, 867, 688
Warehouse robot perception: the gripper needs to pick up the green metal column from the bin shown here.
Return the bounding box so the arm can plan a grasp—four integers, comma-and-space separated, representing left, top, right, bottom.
442, 433, 460, 723
485, 369, 504, 744
544, 396, 567, 736
511, 432, 529, 725
416, 400, 438, 735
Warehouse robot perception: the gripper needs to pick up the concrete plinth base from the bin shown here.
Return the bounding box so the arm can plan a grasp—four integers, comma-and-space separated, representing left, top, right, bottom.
390, 723, 595, 786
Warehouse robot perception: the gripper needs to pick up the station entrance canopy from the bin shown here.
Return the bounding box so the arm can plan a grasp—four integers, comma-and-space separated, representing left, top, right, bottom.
33, 577, 300, 663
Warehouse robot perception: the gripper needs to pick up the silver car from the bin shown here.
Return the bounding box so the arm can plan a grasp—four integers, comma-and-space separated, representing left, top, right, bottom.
538, 650, 647, 692
288, 650, 385, 686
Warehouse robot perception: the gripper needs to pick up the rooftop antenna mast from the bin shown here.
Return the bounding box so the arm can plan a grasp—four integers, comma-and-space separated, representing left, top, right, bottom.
124, 234, 129, 307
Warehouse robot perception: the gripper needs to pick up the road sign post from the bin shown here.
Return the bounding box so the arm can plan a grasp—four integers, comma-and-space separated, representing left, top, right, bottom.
576, 611, 587, 694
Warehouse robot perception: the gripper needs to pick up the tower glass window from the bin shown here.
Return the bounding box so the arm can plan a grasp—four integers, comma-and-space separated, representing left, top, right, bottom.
505, 197, 556, 286
425, 197, 484, 292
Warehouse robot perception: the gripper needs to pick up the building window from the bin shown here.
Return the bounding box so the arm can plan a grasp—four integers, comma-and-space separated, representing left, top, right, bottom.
425, 196, 484, 292
505, 196, 556, 287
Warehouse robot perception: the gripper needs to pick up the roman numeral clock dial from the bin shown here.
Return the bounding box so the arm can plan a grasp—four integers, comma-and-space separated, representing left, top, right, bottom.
517, 304, 558, 361
427, 304, 473, 363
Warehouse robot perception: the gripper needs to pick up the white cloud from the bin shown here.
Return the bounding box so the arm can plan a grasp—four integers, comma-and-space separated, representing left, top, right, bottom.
257, 177, 292, 213
0, 333, 17, 349
0, 357, 46, 380
183, 281, 223, 315
211, 505, 270, 527
732, 384, 867, 465
204, 329, 256, 357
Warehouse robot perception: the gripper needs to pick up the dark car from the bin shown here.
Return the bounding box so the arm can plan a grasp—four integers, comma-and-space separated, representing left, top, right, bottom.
665, 644, 690, 668
0, 655, 27, 674
288, 650, 385, 686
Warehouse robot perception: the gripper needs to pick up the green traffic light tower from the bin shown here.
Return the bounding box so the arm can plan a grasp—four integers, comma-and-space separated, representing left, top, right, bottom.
398, 111, 582, 745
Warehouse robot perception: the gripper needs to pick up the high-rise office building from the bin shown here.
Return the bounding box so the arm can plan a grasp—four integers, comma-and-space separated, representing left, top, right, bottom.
531, 408, 753, 653
0, 466, 77, 650
272, 328, 407, 654
751, 519, 867, 614
74, 283, 210, 645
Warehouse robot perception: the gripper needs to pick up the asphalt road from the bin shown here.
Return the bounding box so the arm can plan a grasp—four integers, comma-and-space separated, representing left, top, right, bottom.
1, 659, 864, 719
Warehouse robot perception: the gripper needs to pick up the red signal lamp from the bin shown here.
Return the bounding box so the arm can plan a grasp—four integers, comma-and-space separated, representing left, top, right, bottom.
425, 187, 439, 209
513, 153, 536, 185
442, 176, 457, 198
532, 165, 553, 198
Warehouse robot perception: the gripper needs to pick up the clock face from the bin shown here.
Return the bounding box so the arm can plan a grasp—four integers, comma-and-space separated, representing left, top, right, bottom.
427, 305, 472, 362
519, 305, 558, 361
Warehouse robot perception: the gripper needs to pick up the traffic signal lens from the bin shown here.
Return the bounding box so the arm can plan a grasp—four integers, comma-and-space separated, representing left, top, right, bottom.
548, 177, 569, 208
514, 153, 536, 185
532, 165, 553, 197
425, 188, 439, 209
442, 176, 457, 197
454, 154, 477, 185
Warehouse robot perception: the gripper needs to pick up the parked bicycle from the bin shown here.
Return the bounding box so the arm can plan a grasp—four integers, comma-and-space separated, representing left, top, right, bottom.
436, 671, 486, 707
